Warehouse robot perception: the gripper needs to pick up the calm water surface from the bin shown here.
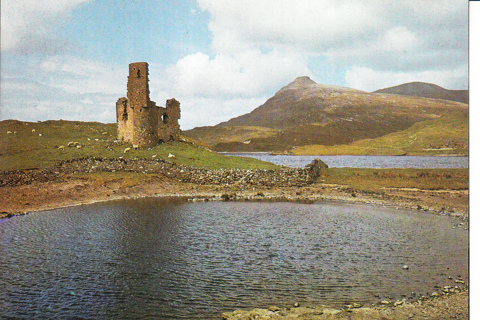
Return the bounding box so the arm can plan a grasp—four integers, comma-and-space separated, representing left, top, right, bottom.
222, 153, 468, 168
0, 199, 468, 319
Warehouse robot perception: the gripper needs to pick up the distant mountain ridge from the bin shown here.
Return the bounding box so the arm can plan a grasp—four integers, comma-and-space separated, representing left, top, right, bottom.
373, 82, 468, 104
185, 77, 468, 152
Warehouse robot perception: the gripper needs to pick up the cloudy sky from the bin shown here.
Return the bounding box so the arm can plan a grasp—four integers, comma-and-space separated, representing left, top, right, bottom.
0, 0, 469, 129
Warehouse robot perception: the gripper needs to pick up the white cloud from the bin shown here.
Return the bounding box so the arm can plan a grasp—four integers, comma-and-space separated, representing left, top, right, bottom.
197, 0, 468, 72
198, 0, 379, 53
162, 49, 310, 98
37, 56, 126, 95
1, 0, 90, 53
345, 65, 468, 92
1, 57, 125, 123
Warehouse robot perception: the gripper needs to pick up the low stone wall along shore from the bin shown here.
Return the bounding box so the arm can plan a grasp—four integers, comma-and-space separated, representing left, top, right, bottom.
0, 157, 320, 188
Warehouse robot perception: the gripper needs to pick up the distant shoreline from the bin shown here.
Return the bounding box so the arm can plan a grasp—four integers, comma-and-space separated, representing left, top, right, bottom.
221, 151, 469, 157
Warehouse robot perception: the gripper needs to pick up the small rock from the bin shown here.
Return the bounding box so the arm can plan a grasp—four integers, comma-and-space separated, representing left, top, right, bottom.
293, 302, 300, 307
403, 265, 409, 270
394, 300, 405, 307
268, 305, 281, 312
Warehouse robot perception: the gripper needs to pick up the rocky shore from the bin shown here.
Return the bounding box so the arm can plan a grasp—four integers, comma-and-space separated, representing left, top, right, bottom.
222, 289, 469, 319
0, 158, 469, 319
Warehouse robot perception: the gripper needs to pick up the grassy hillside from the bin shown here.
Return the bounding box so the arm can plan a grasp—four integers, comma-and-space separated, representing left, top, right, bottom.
0, 120, 279, 171
291, 110, 468, 156
184, 125, 280, 147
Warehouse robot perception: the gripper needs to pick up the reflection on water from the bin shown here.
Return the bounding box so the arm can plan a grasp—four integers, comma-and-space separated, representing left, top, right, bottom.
222, 153, 469, 168
0, 199, 468, 319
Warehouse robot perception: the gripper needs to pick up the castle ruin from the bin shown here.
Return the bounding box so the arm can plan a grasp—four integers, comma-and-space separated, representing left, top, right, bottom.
116, 62, 181, 148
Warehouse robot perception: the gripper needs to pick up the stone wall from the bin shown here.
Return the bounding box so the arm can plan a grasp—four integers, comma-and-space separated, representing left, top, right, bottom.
116, 97, 132, 142
158, 98, 181, 141
0, 158, 315, 188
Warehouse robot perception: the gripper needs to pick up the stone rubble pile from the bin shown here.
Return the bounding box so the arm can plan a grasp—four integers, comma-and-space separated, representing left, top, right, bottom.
0, 157, 321, 188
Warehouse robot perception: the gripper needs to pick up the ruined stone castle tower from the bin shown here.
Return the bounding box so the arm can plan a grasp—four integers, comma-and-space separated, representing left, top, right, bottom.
116, 62, 181, 147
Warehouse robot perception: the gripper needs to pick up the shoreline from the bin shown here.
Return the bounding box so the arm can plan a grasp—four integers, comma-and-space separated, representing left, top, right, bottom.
0, 172, 468, 221
1, 171, 469, 319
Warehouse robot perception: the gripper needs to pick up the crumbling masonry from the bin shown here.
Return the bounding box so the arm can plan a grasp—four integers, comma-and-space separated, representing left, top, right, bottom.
116, 62, 181, 147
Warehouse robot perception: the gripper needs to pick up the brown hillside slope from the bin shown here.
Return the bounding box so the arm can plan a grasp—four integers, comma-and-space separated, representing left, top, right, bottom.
373, 81, 468, 104
185, 77, 467, 152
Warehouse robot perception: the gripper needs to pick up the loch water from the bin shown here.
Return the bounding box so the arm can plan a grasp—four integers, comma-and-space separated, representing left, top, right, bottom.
0, 199, 468, 319
222, 153, 468, 169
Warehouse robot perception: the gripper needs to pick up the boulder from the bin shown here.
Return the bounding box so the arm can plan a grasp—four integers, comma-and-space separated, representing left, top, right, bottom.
305, 158, 328, 178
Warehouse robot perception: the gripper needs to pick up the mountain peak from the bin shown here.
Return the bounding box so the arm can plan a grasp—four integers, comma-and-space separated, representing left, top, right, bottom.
276, 76, 317, 93
288, 76, 317, 87
278, 76, 365, 95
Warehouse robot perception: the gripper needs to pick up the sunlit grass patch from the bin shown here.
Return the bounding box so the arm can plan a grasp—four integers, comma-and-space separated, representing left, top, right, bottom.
0, 120, 278, 171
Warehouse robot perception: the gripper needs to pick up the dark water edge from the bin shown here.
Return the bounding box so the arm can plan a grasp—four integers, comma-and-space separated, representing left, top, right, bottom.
0, 198, 468, 319
222, 153, 469, 169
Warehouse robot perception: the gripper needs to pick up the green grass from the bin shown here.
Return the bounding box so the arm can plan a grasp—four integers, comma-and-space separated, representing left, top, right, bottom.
292, 110, 468, 156
318, 168, 468, 191
0, 120, 279, 171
